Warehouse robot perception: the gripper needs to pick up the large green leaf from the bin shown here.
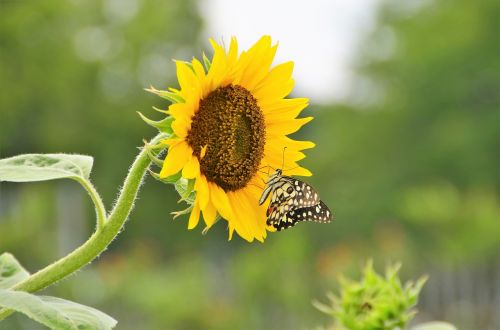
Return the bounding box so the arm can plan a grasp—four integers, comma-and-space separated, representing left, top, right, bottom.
0, 253, 30, 289
0, 289, 117, 330
0, 154, 93, 182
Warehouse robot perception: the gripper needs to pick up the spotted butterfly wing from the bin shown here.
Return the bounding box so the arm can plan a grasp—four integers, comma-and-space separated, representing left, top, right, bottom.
277, 200, 331, 231
265, 177, 319, 222
259, 169, 333, 231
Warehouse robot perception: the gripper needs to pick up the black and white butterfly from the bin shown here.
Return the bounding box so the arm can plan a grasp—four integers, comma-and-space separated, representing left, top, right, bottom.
258, 169, 333, 231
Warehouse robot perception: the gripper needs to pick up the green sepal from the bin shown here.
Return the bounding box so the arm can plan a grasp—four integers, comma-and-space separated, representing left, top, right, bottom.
137, 112, 174, 134
177, 179, 195, 203
201, 215, 220, 235
174, 178, 196, 204
145, 86, 185, 104
202, 52, 211, 72
315, 261, 427, 330
143, 138, 168, 151
176, 59, 194, 71
145, 147, 164, 168
171, 204, 194, 220
152, 106, 169, 114
149, 169, 181, 185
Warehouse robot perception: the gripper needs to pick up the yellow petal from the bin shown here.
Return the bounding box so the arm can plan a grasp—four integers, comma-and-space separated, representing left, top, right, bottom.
227, 37, 239, 67
276, 136, 316, 150
160, 137, 183, 146
202, 199, 217, 228
247, 175, 267, 197
171, 117, 190, 138
188, 199, 200, 229
264, 136, 314, 159
261, 151, 297, 173
208, 38, 228, 89
191, 58, 207, 97
240, 188, 267, 241
264, 143, 306, 163
252, 61, 294, 102
192, 58, 205, 78
262, 98, 309, 120
182, 155, 200, 179
194, 174, 209, 210
226, 192, 253, 242
255, 61, 294, 89
176, 60, 197, 92
160, 141, 191, 178
200, 145, 207, 159
228, 226, 235, 241
238, 37, 277, 90
255, 79, 295, 106
286, 166, 312, 177
169, 102, 194, 120
209, 183, 233, 220
266, 117, 313, 136
220, 37, 240, 86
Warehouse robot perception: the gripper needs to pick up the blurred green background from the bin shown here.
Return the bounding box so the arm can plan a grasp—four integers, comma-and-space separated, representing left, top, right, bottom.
1, 0, 499, 329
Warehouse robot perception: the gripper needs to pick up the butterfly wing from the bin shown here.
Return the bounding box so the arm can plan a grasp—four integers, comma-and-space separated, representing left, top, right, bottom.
272, 200, 333, 231
261, 170, 333, 231
282, 176, 321, 208
265, 177, 331, 230
267, 177, 320, 209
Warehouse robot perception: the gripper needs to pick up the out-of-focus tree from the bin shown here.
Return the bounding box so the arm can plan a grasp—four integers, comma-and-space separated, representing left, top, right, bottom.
0, 0, 205, 257
308, 0, 500, 264
306, 0, 500, 327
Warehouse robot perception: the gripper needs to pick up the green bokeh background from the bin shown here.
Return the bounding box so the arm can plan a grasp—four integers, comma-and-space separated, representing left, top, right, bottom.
1, 0, 499, 329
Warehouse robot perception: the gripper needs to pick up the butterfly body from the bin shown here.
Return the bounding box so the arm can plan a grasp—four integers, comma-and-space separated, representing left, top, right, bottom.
259, 169, 333, 231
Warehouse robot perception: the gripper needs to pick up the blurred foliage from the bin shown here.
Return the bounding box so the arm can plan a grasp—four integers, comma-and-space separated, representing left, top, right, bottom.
1, 0, 499, 329
307, 0, 500, 267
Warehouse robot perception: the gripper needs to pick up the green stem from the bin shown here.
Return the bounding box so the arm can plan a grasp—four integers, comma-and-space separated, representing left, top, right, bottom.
0, 133, 165, 321
75, 177, 107, 229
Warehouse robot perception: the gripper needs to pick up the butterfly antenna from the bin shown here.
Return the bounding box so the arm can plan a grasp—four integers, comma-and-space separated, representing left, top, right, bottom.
258, 163, 276, 171
248, 182, 264, 190
282, 147, 288, 170
258, 163, 276, 177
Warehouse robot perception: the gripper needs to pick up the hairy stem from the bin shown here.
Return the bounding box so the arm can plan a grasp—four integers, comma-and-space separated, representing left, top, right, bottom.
0, 133, 165, 321
75, 176, 107, 229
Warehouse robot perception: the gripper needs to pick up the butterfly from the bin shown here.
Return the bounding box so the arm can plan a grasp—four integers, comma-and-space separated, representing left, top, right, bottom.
258, 168, 333, 231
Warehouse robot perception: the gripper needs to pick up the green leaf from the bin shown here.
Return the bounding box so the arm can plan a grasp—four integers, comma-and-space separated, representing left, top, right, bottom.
411, 321, 457, 330
0, 154, 93, 182
0, 253, 30, 289
0, 289, 117, 330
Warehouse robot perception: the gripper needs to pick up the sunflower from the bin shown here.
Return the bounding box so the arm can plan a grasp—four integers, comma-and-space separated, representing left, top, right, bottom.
148, 36, 314, 242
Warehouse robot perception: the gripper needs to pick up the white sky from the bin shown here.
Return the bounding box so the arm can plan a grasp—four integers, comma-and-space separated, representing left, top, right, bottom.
199, 0, 380, 104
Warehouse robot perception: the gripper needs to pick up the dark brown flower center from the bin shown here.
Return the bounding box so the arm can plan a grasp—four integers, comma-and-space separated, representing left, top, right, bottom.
186, 85, 265, 191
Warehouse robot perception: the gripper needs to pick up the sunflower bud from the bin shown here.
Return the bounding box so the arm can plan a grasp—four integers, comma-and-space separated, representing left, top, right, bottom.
314, 261, 427, 330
